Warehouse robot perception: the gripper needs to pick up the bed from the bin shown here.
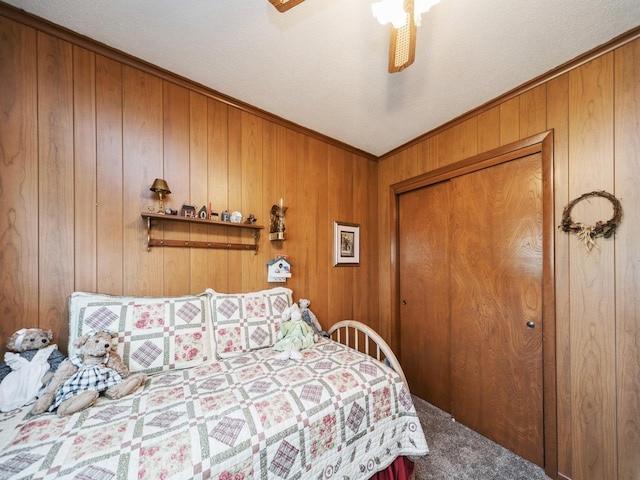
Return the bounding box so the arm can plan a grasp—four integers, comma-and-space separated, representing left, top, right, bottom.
0, 288, 428, 479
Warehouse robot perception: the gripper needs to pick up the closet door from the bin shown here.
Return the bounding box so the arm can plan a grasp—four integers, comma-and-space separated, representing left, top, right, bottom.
450, 152, 544, 466
398, 181, 451, 411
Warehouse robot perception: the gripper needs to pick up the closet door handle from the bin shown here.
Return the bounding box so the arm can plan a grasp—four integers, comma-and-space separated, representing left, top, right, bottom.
526, 321, 535, 329
402, 300, 407, 305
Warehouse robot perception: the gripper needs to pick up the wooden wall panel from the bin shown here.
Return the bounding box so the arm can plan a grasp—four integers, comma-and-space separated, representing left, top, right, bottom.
393, 144, 418, 181
327, 146, 354, 322
260, 121, 278, 220
312, 138, 330, 327
377, 158, 393, 344
436, 127, 455, 168
37, 32, 74, 346
295, 135, 314, 294
73, 46, 97, 293
353, 155, 379, 331
0, 18, 38, 337
279, 128, 300, 291
416, 136, 438, 174
95, 55, 123, 295
295, 136, 322, 314
452, 117, 478, 161
162, 81, 191, 295
568, 54, 616, 480
189, 91, 210, 294
477, 106, 501, 153
226, 107, 244, 292
260, 121, 279, 292
240, 112, 263, 290
520, 85, 547, 138
122, 66, 163, 295
547, 72, 572, 478
206, 98, 230, 292
499, 96, 520, 144
614, 40, 640, 480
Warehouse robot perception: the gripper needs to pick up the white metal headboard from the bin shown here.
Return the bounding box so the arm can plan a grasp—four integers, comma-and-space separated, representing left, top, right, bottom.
327, 320, 409, 391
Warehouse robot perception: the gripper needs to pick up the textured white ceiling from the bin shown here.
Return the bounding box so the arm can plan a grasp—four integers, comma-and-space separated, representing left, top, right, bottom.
4, 0, 640, 156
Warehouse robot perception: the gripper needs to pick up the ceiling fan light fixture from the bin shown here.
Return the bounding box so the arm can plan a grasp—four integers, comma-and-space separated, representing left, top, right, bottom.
269, 0, 305, 12
373, 0, 441, 73
372, 0, 409, 28
372, 0, 441, 27
389, 17, 416, 72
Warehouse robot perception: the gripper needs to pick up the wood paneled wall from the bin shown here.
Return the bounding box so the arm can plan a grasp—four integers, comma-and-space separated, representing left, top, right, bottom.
1, 4, 639, 480
0, 10, 379, 359
378, 33, 640, 480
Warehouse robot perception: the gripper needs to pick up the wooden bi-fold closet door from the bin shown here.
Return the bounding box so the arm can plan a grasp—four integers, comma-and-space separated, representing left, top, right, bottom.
398, 151, 544, 468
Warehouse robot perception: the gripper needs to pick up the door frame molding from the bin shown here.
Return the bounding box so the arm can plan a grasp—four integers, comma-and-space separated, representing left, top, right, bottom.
390, 130, 557, 478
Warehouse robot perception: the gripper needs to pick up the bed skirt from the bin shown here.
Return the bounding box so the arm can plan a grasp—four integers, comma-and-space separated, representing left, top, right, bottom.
370, 456, 415, 480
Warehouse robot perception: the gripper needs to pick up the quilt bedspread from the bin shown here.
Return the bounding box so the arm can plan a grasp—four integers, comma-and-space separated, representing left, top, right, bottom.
0, 339, 427, 480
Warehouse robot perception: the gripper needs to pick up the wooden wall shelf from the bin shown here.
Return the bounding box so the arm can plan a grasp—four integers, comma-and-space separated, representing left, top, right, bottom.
142, 212, 263, 253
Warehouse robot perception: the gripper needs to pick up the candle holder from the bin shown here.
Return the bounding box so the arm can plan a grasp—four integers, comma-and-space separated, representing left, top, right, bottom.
269, 203, 287, 241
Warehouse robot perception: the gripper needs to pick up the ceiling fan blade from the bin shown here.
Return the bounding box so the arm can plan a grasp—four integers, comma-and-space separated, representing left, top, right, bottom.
269, 0, 305, 12
388, 10, 416, 72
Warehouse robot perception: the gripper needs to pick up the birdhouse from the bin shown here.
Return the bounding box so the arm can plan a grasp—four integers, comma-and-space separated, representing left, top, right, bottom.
267, 256, 292, 283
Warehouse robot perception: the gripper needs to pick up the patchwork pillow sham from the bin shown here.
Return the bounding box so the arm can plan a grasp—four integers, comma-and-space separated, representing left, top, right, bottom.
206, 287, 292, 358
67, 291, 215, 375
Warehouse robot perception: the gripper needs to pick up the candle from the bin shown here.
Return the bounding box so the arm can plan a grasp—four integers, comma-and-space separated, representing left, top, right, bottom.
279, 197, 283, 208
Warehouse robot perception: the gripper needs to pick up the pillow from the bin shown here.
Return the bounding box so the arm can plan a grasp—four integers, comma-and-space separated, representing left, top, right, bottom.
206, 287, 292, 358
67, 291, 215, 375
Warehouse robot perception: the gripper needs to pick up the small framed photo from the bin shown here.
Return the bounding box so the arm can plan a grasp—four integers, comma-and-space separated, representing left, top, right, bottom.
333, 221, 360, 266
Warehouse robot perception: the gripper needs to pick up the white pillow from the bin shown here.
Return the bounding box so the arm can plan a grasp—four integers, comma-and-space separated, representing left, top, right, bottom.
68, 291, 215, 374
206, 287, 292, 358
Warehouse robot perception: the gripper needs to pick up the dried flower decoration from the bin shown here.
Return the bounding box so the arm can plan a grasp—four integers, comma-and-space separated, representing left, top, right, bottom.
559, 190, 622, 252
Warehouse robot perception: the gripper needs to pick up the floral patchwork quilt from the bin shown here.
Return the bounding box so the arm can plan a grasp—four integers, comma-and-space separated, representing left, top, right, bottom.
0, 339, 428, 480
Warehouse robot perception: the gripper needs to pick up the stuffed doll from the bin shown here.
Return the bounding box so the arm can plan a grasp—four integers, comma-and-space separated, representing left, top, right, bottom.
298, 298, 329, 340
31, 330, 147, 417
0, 328, 67, 412
273, 303, 315, 360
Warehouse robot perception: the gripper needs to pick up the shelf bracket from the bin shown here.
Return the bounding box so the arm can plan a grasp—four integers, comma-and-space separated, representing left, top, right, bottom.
146, 217, 152, 252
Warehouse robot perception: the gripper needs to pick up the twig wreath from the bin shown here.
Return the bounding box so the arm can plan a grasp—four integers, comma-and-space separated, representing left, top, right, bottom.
559, 190, 622, 251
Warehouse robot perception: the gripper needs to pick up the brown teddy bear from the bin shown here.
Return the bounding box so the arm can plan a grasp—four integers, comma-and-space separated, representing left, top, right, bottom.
0, 328, 67, 412
31, 331, 147, 417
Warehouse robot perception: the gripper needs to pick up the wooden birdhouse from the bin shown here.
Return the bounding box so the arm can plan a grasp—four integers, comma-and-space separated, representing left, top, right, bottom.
267, 256, 292, 283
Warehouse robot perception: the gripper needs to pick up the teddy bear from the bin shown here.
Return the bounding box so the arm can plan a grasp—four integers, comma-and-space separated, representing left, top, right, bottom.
298, 298, 329, 340
0, 328, 67, 412
272, 303, 315, 360
31, 331, 147, 417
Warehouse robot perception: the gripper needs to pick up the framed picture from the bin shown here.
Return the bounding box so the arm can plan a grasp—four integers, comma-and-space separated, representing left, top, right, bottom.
333, 221, 360, 266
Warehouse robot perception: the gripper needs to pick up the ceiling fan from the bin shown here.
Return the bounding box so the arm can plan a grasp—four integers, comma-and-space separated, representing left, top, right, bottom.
268, 0, 440, 73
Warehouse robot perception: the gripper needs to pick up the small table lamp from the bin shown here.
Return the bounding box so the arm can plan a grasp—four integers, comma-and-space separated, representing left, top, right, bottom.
150, 178, 171, 213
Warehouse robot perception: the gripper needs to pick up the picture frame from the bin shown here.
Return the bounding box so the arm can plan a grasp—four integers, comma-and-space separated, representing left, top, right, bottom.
333, 221, 360, 266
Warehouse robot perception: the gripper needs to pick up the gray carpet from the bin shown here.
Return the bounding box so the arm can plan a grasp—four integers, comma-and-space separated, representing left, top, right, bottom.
412, 395, 550, 480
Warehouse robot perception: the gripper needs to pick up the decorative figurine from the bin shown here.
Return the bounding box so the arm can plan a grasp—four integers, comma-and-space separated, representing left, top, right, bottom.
269, 201, 287, 241
180, 204, 196, 218
230, 211, 243, 223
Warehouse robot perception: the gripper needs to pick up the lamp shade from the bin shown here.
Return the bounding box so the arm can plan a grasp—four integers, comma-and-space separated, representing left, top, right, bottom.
150, 178, 171, 194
